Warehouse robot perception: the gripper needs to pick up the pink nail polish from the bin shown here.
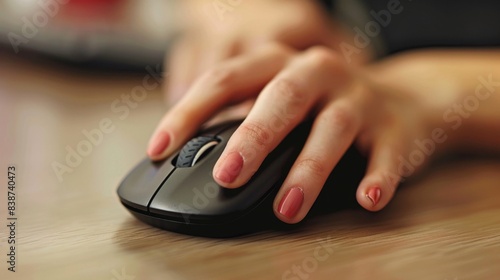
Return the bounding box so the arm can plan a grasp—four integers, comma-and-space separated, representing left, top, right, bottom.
214, 152, 243, 184
278, 188, 304, 219
148, 131, 170, 157
366, 186, 381, 206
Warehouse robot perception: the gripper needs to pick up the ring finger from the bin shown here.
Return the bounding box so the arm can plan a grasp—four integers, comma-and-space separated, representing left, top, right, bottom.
273, 97, 362, 223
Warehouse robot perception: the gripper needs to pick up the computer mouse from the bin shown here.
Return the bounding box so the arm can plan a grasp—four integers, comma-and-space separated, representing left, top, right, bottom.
117, 119, 366, 237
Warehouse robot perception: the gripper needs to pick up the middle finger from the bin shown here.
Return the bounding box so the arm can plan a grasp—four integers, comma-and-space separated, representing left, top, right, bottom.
213, 47, 349, 188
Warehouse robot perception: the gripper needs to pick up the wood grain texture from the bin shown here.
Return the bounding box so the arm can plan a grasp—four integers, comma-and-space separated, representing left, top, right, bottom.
1, 53, 499, 280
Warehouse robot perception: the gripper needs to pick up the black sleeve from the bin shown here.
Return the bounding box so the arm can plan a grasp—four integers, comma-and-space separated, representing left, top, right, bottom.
316, 0, 335, 11
365, 0, 500, 54
317, 0, 500, 55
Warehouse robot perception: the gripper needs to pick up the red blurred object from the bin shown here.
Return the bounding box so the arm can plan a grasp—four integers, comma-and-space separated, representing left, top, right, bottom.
59, 0, 124, 27
66, 0, 122, 8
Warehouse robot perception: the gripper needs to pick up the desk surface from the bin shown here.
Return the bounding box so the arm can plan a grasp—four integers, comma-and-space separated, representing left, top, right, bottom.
1, 53, 499, 280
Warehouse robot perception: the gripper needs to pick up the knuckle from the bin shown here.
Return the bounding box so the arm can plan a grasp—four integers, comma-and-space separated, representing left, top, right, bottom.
305, 46, 343, 69
238, 121, 273, 150
203, 65, 236, 90
270, 78, 307, 104
296, 157, 327, 177
321, 104, 357, 133
262, 42, 295, 58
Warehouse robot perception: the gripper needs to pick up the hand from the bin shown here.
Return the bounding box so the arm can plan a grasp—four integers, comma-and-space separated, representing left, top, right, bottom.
165, 0, 365, 105
148, 43, 449, 223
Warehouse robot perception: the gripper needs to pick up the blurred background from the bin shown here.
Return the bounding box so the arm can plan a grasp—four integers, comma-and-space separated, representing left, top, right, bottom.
0, 0, 179, 70
0, 1, 179, 278
0, 0, 178, 191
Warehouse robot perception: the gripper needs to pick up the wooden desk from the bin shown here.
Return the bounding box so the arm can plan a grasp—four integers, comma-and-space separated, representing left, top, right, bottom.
1, 53, 499, 280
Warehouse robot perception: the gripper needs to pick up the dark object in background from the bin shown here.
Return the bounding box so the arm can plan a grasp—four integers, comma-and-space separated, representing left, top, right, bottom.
117, 120, 367, 238
327, 0, 500, 56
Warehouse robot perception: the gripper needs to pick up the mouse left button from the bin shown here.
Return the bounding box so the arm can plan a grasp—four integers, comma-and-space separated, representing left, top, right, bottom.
117, 158, 175, 212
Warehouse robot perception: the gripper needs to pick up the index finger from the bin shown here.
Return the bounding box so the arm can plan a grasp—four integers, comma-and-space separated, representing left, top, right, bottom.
147, 44, 294, 160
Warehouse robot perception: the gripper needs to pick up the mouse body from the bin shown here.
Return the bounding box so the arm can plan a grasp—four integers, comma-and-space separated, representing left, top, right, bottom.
117, 120, 366, 237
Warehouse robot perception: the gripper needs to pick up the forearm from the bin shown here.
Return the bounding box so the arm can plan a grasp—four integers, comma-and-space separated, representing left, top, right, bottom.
372, 49, 500, 153
434, 50, 500, 152
451, 68, 500, 153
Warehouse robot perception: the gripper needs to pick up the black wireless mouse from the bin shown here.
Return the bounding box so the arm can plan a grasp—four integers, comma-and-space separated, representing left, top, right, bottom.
117, 119, 366, 237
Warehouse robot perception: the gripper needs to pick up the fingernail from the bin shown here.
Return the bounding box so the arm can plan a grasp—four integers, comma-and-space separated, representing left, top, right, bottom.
278, 187, 304, 219
366, 186, 381, 206
148, 131, 170, 158
214, 152, 243, 184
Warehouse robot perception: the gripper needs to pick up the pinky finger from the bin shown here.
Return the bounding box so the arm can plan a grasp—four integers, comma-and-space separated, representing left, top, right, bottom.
356, 132, 406, 211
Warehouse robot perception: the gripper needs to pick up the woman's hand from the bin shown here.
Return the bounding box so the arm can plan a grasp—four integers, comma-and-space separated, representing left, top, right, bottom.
147, 43, 458, 224
166, 0, 367, 104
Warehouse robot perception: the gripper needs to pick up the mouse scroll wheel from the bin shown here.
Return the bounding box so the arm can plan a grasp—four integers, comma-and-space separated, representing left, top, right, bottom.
176, 136, 219, 168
